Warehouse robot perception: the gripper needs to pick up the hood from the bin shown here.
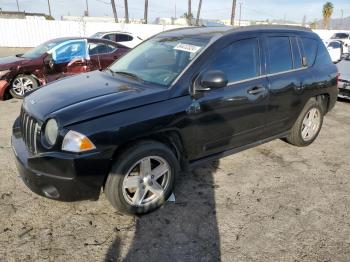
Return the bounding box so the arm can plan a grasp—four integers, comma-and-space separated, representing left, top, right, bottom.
337, 60, 350, 81
0, 55, 29, 70
23, 70, 169, 126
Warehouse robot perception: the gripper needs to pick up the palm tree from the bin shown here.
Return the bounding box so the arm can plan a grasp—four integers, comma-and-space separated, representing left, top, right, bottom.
322, 2, 334, 29
124, 0, 129, 23
195, 0, 202, 26
188, 0, 192, 25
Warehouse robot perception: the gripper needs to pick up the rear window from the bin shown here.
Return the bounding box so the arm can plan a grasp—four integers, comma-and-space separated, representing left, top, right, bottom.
331, 33, 349, 39
316, 42, 333, 66
266, 37, 293, 74
299, 37, 318, 66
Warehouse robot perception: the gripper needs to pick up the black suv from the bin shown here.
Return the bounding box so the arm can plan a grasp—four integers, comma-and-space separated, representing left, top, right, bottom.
12, 26, 338, 214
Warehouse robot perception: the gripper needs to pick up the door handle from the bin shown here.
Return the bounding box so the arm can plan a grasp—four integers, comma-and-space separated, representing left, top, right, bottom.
248, 86, 266, 95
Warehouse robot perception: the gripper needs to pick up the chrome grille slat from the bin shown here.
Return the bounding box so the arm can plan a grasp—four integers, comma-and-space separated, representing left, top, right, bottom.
20, 109, 39, 155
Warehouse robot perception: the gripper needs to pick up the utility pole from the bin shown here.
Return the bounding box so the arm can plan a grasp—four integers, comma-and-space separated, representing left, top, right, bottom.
124, 0, 129, 23
238, 2, 242, 26
144, 0, 148, 24
111, 0, 118, 23
230, 0, 236, 26
16, 0, 20, 12
195, 0, 202, 26
302, 15, 306, 27
341, 9, 344, 29
47, 0, 52, 17
85, 0, 89, 16
174, 1, 177, 19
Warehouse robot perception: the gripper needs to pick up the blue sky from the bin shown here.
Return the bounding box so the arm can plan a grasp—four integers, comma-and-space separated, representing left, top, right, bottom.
1, 0, 350, 22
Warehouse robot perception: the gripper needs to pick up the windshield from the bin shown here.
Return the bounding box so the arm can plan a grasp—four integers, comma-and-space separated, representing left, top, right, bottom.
91, 32, 105, 38
331, 33, 349, 39
109, 36, 210, 87
22, 39, 66, 59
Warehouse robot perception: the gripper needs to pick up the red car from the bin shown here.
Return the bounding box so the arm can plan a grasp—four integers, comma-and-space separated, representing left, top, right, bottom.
0, 37, 129, 99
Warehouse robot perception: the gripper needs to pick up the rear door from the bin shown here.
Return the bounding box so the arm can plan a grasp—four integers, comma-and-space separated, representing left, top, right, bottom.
263, 34, 309, 136
192, 37, 270, 158
88, 40, 121, 70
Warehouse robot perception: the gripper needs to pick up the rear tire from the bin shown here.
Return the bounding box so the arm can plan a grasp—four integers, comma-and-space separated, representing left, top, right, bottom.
9, 74, 38, 99
286, 98, 324, 147
105, 140, 179, 215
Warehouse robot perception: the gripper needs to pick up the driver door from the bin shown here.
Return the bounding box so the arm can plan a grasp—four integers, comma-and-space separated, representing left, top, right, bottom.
44, 39, 89, 82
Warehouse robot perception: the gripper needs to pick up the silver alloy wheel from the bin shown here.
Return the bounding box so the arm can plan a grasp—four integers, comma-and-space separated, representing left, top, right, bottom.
301, 107, 321, 141
12, 76, 35, 97
122, 156, 171, 206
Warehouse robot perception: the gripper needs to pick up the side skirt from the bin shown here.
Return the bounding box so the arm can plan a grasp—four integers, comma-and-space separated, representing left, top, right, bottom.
188, 131, 290, 170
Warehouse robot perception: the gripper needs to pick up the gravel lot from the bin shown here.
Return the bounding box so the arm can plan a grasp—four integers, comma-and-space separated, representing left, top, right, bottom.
1, 48, 350, 261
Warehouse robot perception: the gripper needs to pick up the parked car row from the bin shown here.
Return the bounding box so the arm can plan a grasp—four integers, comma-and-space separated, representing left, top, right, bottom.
0, 32, 142, 100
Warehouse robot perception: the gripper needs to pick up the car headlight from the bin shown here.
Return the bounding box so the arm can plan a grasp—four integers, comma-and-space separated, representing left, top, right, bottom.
44, 118, 58, 146
0, 70, 10, 78
62, 130, 96, 152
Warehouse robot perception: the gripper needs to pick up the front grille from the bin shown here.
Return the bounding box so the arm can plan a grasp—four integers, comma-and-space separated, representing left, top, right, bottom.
20, 109, 40, 154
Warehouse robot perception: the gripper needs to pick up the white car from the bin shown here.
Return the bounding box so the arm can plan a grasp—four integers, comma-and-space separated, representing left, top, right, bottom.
337, 56, 350, 99
91, 31, 143, 48
327, 40, 343, 63
325, 32, 350, 54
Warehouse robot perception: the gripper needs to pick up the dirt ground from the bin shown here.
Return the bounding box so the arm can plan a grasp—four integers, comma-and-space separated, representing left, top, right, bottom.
1, 48, 350, 261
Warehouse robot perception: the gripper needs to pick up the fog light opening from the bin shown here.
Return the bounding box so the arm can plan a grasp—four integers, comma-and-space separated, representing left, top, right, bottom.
42, 185, 60, 199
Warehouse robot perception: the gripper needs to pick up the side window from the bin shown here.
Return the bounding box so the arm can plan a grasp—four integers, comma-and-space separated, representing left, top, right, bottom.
299, 37, 318, 66
103, 34, 116, 42
291, 37, 302, 69
206, 38, 260, 83
116, 34, 132, 42
328, 41, 341, 48
52, 40, 87, 64
88, 42, 116, 55
266, 36, 293, 73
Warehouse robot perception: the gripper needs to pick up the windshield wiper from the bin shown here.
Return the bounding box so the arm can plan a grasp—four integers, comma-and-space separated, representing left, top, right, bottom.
113, 71, 144, 82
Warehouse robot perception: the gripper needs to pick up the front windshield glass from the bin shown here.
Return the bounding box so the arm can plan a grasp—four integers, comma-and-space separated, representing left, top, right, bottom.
91, 32, 105, 38
331, 33, 349, 39
109, 36, 210, 87
22, 39, 66, 58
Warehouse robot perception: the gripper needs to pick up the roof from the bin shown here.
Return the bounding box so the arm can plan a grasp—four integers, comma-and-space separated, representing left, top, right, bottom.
45, 37, 127, 47
157, 25, 313, 40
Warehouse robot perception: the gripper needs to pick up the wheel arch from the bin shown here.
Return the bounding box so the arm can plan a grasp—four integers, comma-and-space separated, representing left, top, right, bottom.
102, 129, 188, 188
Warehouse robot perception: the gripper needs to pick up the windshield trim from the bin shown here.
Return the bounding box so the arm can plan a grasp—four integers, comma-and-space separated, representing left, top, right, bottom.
169, 34, 222, 89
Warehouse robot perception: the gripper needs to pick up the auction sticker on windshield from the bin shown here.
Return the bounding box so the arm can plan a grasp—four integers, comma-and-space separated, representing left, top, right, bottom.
174, 43, 201, 53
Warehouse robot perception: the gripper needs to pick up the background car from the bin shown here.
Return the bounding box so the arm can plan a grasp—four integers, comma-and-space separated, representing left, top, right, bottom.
337, 54, 350, 99
327, 40, 343, 63
0, 37, 129, 99
325, 32, 350, 54
91, 31, 143, 48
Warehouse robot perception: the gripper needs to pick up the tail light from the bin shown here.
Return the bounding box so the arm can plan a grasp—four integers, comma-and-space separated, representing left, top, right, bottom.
336, 70, 340, 87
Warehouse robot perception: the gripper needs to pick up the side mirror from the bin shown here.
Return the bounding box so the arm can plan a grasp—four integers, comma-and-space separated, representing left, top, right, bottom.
196, 70, 228, 91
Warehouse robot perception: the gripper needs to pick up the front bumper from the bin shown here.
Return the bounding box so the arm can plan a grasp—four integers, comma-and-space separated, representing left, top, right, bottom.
0, 80, 9, 100
338, 80, 350, 99
11, 118, 112, 202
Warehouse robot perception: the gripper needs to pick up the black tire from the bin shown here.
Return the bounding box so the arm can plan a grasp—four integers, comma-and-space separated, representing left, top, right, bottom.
286, 98, 324, 147
105, 140, 179, 215
9, 74, 39, 99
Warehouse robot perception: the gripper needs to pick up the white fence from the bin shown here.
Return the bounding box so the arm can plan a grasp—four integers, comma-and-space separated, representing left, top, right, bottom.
0, 18, 182, 47
1, 18, 350, 48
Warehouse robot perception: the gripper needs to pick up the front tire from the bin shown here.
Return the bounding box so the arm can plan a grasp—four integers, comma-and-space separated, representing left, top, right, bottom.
105, 141, 179, 215
9, 74, 38, 99
286, 98, 324, 147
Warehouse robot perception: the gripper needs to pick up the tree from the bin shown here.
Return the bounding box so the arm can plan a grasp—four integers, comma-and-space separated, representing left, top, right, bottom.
111, 0, 118, 23
144, 0, 148, 24
181, 12, 194, 25
124, 0, 129, 23
230, 0, 236, 26
188, 0, 192, 25
195, 0, 202, 26
322, 2, 334, 29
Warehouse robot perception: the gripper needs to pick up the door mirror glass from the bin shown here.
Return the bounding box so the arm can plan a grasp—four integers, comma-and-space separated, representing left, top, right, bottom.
197, 70, 228, 91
